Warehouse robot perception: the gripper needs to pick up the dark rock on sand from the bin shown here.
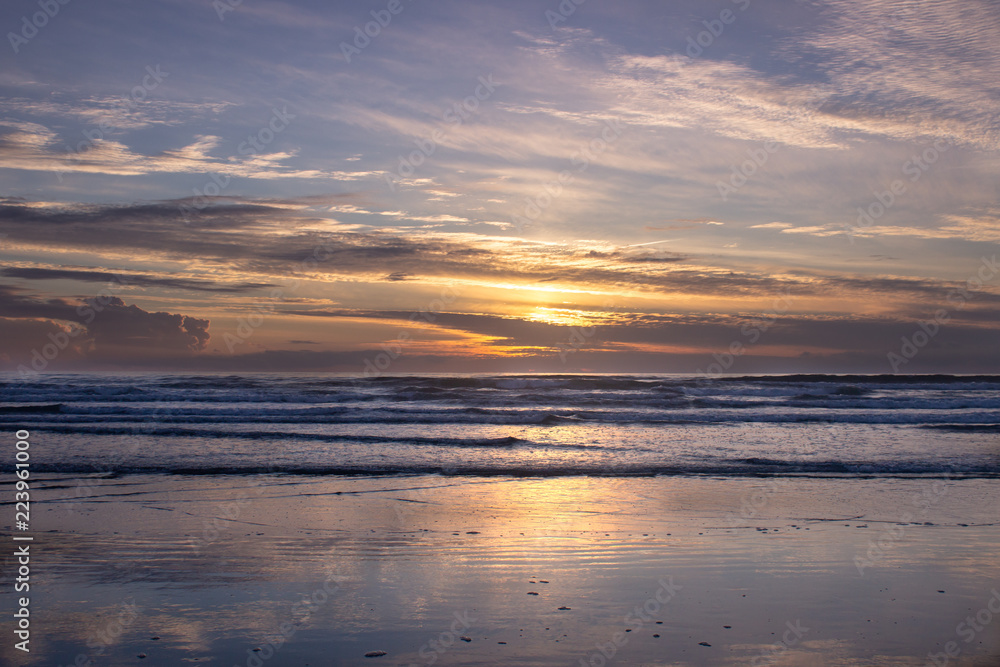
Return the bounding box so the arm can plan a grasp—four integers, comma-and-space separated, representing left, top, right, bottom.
364, 651, 388, 657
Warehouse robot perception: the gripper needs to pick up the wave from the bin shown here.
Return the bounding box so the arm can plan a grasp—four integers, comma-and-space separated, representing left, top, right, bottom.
0, 403, 63, 413
921, 423, 1000, 432
17, 425, 633, 451
27, 461, 1000, 479
3, 406, 998, 426
4, 374, 997, 481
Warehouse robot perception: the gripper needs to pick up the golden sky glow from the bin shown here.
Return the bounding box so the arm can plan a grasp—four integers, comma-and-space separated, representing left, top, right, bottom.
1, 0, 999, 373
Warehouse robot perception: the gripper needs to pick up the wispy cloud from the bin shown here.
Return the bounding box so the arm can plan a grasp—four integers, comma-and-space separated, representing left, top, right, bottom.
0, 122, 380, 180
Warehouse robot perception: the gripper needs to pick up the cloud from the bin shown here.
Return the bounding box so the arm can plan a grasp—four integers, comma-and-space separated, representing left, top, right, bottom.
750, 222, 794, 230
646, 218, 724, 231
851, 208, 1000, 243
749, 206, 1000, 244
0, 284, 80, 321
1, 267, 276, 293
278, 305, 1000, 359
490, 25, 993, 156
792, 0, 1000, 150
0, 285, 211, 366
1, 197, 994, 307
0, 121, 381, 180
0, 96, 233, 132
83, 297, 210, 352
0, 317, 88, 364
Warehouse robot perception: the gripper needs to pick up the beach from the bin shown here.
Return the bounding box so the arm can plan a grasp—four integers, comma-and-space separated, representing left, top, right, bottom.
2, 373, 999, 665
3, 472, 999, 666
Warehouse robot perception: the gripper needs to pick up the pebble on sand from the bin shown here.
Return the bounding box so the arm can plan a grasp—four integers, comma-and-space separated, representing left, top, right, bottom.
557, 606, 571, 610
698, 642, 712, 647
364, 651, 388, 657
460, 636, 472, 642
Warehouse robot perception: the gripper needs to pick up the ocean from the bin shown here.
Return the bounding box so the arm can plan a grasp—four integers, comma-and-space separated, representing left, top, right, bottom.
3, 373, 998, 478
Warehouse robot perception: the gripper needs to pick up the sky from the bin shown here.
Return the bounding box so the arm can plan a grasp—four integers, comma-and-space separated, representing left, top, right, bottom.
0, 0, 998, 375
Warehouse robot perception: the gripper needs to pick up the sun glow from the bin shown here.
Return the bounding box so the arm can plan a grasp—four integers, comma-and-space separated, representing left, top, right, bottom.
522, 307, 606, 327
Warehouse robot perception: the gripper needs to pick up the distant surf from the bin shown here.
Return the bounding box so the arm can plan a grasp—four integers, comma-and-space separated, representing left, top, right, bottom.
2, 374, 998, 478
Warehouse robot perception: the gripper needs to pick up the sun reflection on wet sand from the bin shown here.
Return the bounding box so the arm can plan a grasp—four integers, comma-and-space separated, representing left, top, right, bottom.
7, 474, 999, 665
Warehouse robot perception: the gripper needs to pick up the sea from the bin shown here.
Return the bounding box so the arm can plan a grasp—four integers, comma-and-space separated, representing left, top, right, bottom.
2, 373, 998, 478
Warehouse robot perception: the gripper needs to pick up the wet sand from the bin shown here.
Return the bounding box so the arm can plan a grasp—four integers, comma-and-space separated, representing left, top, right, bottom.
2, 474, 999, 666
